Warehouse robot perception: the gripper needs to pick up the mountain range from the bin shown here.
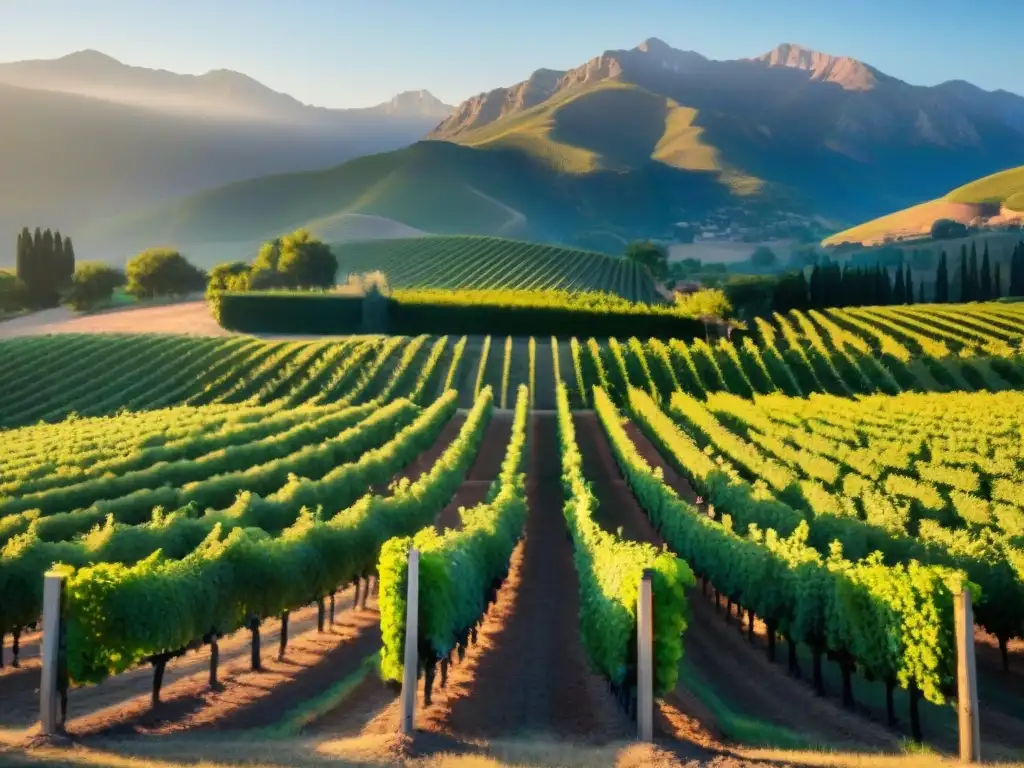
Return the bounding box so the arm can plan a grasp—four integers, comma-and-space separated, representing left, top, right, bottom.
4, 40, 1024, 266
0, 50, 452, 259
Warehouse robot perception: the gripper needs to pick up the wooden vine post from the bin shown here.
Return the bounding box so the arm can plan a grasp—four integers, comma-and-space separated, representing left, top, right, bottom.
400, 548, 420, 735
40, 571, 66, 736
954, 588, 981, 763
637, 569, 654, 742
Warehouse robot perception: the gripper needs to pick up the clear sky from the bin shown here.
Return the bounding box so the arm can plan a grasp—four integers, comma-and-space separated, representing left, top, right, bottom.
0, 0, 1020, 108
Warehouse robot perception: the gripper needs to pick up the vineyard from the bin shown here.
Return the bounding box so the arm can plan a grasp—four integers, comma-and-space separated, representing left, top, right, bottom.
331, 235, 660, 302
1, 303, 1023, 766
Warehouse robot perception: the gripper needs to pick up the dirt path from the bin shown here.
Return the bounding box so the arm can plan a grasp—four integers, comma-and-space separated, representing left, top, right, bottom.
533, 339, 557, 410
434, 415, 513, 531
0, 588, 365, 734
428, 413, 630, 741
573, 413, 902, 753
0, 302, 226, 338
319, 413, 633, 743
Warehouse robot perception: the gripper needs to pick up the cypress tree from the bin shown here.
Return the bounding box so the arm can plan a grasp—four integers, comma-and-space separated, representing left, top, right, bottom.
1013, 242, 1024, 296
15, 231, 25, 284
919, 279, 926, 303
54, 231, 65, 287
935, 251, 949, 303
959, 247, 970, 303
796, 270, 810, 309
893, 265, 906, 304
809, 265, 822, 308
968, 241, 979, 301
63, 236, 76, 285
1009, 244, 1018, 296
979, 241, 992, 301
905, 265, 914, 304
880, 266, 893, 305
994, 262, 1002, 299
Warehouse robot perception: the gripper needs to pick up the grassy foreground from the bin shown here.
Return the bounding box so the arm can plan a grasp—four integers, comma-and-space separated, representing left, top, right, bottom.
0, 734, 1003, 768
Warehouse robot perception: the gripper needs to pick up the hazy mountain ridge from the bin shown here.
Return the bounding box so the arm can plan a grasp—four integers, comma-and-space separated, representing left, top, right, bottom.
7, 39, 1024, 266
0, 49, 453, 122
0, 51, 455, 260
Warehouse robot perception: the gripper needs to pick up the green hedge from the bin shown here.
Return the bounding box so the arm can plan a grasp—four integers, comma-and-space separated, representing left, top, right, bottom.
212, 291, 707, 340
213, 292, 365, 334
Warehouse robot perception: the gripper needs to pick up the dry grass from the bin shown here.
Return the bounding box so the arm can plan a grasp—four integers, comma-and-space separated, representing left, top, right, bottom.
4, 734, 1018, 768
822, 200, 982, 246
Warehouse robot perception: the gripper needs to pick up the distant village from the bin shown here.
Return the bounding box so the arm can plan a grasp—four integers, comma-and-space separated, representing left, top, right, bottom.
669, 206, 827, 245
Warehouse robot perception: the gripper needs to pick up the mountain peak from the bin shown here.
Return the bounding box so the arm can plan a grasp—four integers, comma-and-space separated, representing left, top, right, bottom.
755, 42, 881, 90
636, 37, 672, 54
57, 49, 123, 67
372, 89, 452, 119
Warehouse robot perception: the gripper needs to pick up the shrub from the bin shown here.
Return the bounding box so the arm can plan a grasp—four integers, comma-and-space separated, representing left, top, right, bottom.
674, 288, 733, 320
126, 248, 206, 299
206, 261, 252, 297
66, 263, 126, 310
931, 218, 969, 240
0, 271, 28, 312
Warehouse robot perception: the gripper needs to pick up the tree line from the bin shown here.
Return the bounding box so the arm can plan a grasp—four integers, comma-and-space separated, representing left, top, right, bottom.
14, 227, 76, 308
771, 239, 1024, 313
3, 230, 209, 314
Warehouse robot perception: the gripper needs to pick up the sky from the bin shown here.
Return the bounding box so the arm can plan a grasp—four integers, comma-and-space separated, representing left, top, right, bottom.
0, 0, 1020, 108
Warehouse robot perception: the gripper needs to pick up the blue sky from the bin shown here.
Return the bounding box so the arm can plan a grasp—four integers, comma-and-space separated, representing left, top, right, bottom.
0, 0, 1020, 107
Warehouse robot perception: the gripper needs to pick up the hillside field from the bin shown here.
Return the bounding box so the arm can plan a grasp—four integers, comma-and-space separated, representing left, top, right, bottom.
332, 235, 659, 301
1, 302, 1023, 766
825, 166, 1024, 247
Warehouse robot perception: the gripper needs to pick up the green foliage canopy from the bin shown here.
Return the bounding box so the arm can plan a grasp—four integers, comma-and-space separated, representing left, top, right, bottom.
126, 248, 206, 299
67, 263, 126, 310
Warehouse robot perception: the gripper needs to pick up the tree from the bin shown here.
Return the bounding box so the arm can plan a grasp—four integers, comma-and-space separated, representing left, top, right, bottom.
207, 261, 252, 296
968, 242, 979, 301
722, 275, 776, 319
53, 232, 65, 287
0, 272, 28, 312
1010, 241, 1024, 296
675, 288, 733, 320
15, 230, 28, 287
625, 240, 669, 281
919, 280, 926, 303
15, 226, 62, 308
893, 266, 906, 304
931, 218, 969, 239
750, 246, 778, 270
980, 241, 992, 301
66, 263, 126, 310
935, 251, 949, 303
771, 271, 809, 312
877, 265, 893, 305
126, 248, 206, 299
959, 246, 970, 302
63, 236, 77, 286
994, 262, 1002, 299
904, 265, 914, 304
276, 229, 338, 288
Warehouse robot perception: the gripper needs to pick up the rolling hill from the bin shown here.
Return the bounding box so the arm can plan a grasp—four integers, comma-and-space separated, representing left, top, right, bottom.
824, 166, 1024, 246
0, 51, 452, 266
75, 38, 1024, 260
331, 235, 659, 301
